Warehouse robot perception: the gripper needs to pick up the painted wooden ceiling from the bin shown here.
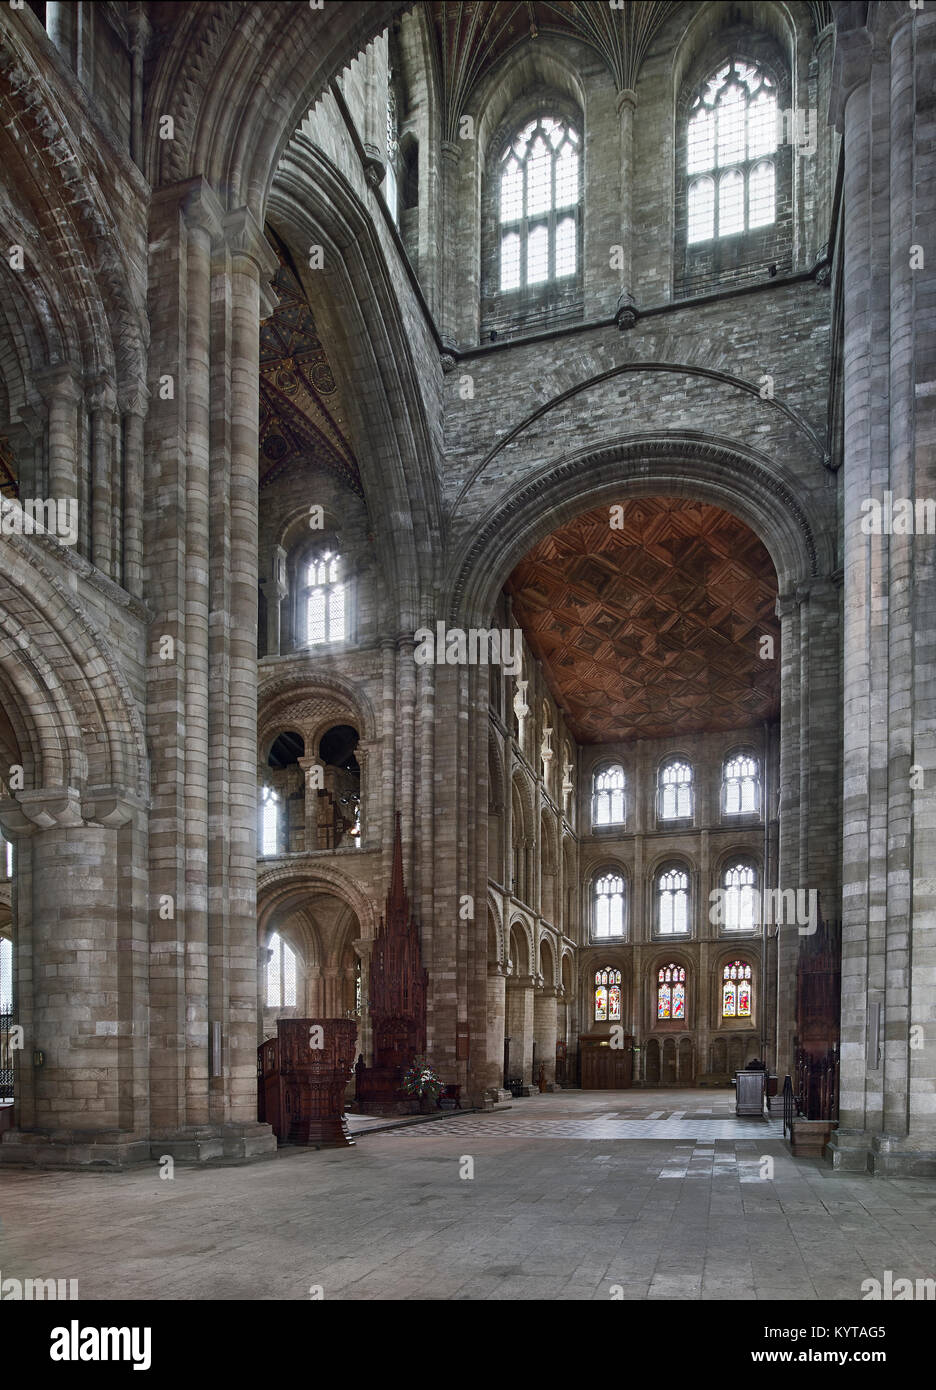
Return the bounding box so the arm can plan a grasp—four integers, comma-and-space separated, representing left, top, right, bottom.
259, 234, 361, 497
506, 497, 780, 743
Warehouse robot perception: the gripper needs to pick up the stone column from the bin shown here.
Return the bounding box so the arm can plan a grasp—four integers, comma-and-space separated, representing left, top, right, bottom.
616, 88, 637, 304
440, 141, 461, 348
533, 985, 558, 1087
87, 375, 116, 577
485, 965, 506, 1094
297, 756, 323, 852
221, 206, 278, 1149
127, 3, 150, 169
506, 975, 535, 1086
0, 788, 148, 1166
35, 365, 80, 508
182, 184, 222, 1130
119, 382, 147, 597
830, 5, 936, 1175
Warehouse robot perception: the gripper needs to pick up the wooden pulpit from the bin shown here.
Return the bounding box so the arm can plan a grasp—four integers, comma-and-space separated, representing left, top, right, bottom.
257, 1018, 357, 1147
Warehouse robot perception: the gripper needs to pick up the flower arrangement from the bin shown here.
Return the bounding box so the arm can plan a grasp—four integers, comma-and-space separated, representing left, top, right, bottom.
400, 1056, 445, 1099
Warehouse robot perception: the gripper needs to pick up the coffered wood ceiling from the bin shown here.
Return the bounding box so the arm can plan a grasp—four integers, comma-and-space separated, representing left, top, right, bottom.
506, 498, 780, 743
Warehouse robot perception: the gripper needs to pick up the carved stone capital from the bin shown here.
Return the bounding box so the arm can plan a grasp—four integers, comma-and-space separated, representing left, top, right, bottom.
0, 788, 83, 835
222, 207, 279, 281
83, 785, 147, 828
85, 373, 117, 417
616, 87, 638, 116
117, 375, 150, 420
181, 177, 226, 242
33, 364, 82, 407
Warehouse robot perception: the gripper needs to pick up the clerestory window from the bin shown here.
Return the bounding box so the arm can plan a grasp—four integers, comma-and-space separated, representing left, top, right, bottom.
499, 115, 580, 292
686, 59, 777, 243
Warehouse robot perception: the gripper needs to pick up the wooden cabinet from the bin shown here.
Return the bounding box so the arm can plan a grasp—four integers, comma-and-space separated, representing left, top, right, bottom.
579, 1033, 633, 1089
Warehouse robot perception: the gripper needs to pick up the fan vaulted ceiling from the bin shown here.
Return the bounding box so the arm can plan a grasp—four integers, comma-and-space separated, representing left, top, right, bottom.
506, 498, 780, 744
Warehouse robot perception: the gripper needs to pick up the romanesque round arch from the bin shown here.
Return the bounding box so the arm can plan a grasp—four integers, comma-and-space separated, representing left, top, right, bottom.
0, 539, 147, 809
448, 433, 828, 627
257, 859, 378, 941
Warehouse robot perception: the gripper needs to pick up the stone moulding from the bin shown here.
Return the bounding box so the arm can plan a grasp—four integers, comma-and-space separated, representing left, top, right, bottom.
448, 433, 823, 626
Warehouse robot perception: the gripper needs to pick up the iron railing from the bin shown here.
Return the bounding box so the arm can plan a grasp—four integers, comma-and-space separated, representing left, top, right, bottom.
0, 1012, 14, 1100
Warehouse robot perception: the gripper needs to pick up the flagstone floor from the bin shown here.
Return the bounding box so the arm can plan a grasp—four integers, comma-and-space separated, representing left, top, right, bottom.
3, 1090, 935, 1301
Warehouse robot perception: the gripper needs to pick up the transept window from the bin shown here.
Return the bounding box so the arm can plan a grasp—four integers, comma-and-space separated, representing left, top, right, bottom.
686, 60, 777, 243
592, 764, 625, 827
658, 963, 686, 1020
266, 932, 297, 1009
722, 960, 753, 1018
723, 861, 758, 931
657, 866, 689, 935
303, 551, 345, 645
594, 967, 622, 1022
261, 786, 280, 857
499, 116, 580, 292
594, 872, 625, 939
659, 759, 693, 820
724, 753, 759, 814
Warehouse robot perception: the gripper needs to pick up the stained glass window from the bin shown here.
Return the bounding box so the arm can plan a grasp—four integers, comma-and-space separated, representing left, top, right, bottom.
724, 753, 759, 814
658, 866, 689, 935
595, 873, 625, 938
724, 861, 758, 931
686, 60, 778, 243
659, 760, 693, 819
304, 552, 345, 645
658, 963, 686, 1020
266, 932, 298, 1009
499, 116, 581, 291
595, 967, 622, 1022
593, 764, 625, 826
722, 960, 753, 1018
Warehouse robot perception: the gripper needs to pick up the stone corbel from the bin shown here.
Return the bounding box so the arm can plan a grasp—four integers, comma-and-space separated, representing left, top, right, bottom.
615, 289, 639, 332
361, 143, 386, 188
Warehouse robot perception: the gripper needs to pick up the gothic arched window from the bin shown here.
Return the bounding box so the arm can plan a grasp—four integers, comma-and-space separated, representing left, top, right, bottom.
261, 786, 280, 857
657, 866, 690, 935
498, 115, 581, 292
595, 967, 622, 1023
594, 872, 625, 939
303, 551, 345, 645
659, 759, 693, 820
723, 861, 758, 931
722, 960, 753, 1018
266, 932, 297, 1009
593, 764, 625, 827
686, 59, 778, 243
723, 753, 760, 815
658, 963, 686, 1020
